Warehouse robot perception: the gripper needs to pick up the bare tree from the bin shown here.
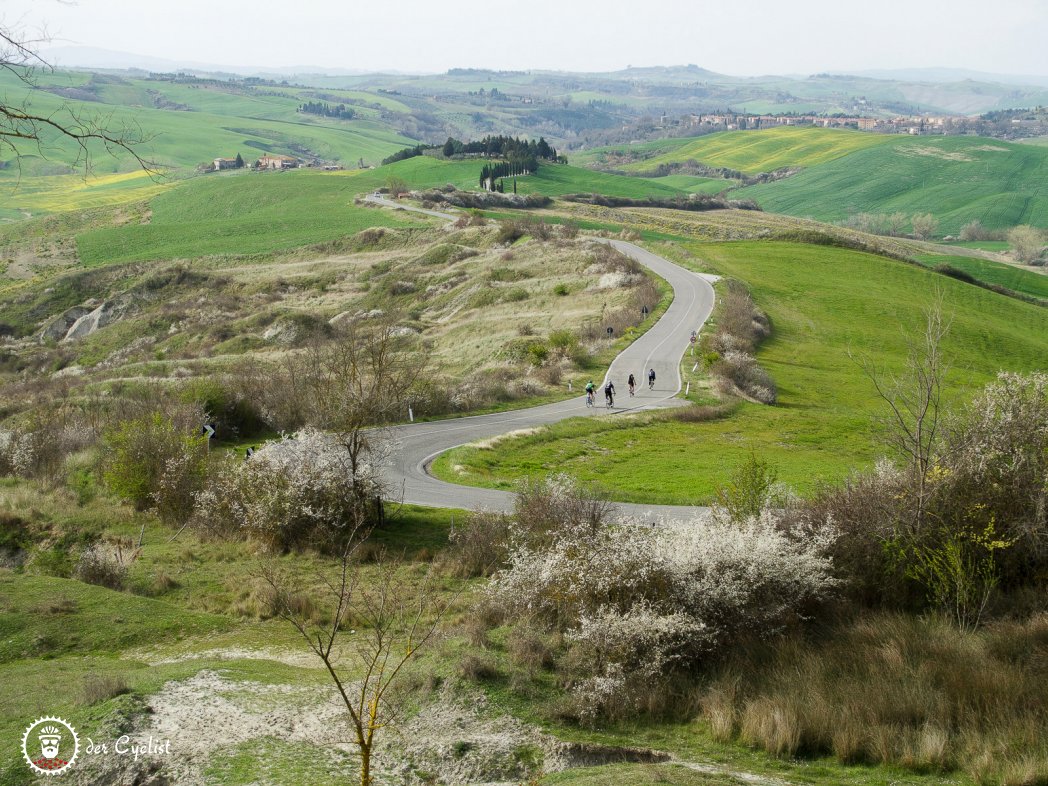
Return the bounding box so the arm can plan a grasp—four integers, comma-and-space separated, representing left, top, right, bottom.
259, 316, 427, 520
1, 18, 156, 175
885, 211, 908, 237
1007, 225, 1046, 265
910, 213, 938, 241
264, 531, 449, 786
858, 297, 951, 532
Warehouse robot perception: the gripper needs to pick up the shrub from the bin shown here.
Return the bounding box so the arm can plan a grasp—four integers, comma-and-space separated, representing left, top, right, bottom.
712, 352, 777, 404
1007, 225, 1047, 265
716, 452, 781, 523
0, 412, 95, 483
497, 220, 526, 244
446, 510, 510, 578
701, 281, 775, 404
103, 413, 209, 524
789, 372, 1048, 616
192, 427, 379, 551
552, 283, 570, 296
458, 653, 500, 682
82, 674, 130, 705
911, 213, 938, 240
75, 542, 139, 590
487, 477, 838, 722
505, 287, 529, 302
959, 219, 988, 242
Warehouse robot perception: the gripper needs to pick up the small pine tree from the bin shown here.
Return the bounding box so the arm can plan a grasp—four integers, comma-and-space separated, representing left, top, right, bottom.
235, 152, 244, 168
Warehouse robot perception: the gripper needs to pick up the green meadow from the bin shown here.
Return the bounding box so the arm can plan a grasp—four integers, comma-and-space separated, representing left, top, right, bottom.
616, 126, 893, 174
736, 135, 1048, 234
75, 172, 427, 265
61, 159, 689, 265
435, 240, 1048, 504
915, 253, 1048, 301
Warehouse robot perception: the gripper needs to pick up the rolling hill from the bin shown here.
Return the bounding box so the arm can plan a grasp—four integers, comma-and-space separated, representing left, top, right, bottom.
579, 127, 1048, 235
606, 127, 895, 175
1, 158, 689, 272
735, 135, 1048, 233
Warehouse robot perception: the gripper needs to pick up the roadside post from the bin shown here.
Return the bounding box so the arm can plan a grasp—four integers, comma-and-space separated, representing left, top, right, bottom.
202, 423, 216, 452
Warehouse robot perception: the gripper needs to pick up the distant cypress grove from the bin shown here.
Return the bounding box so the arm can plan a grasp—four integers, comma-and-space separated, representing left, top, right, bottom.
298, 101, 356, 120
380, 136, 563, 188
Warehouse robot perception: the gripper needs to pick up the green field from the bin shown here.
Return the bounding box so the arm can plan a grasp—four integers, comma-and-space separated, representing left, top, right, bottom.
735, 135, 1048, 234
64, 159, 690, 265
0, 69, 417, 217
75, 172, 427, 264
915, 253, 1048, 301
435, 240, 1048, 504
620, 127, 894, 174
0, 70, 415, 177
648, 174, 733, 194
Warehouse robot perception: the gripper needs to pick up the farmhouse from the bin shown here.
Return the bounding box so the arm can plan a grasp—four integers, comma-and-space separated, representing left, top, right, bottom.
257, 153, 299, 170
213, 157, 238, 170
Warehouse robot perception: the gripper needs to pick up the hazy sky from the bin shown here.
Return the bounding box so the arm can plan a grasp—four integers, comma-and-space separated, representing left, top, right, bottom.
6, 0, 1048, 76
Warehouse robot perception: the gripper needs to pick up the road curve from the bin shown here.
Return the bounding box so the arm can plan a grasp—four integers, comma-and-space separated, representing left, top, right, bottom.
368, 194, 716, 523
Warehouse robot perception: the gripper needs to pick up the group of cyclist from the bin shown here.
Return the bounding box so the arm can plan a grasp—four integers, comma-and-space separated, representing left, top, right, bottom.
585, 368, 656, 408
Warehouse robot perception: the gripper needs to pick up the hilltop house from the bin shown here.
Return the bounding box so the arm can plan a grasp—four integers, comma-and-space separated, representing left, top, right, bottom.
257, 154, 299, 170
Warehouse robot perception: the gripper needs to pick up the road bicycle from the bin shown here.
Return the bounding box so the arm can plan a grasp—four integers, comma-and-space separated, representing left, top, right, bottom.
585, 391, 595, 407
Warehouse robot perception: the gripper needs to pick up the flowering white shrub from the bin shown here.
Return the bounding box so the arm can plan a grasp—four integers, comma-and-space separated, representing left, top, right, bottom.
488, 493, 838, 721
0, 421, 95, 480
491, 519, 664, 624
193, 427, 379, 550
567, 603, 711, 722
660, 513, 839, 637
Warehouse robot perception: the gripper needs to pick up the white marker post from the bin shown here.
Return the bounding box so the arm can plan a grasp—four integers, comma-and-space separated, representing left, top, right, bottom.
202, 424, 216, 452
408, 406, 414, 423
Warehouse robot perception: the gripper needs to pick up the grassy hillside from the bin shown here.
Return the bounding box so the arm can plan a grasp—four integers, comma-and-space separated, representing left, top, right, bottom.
736, 135, 1048, 233
52, 159, 691, 267
0, 69, 417, 218
337, 157, 690, 199
617, 127, 893, 174
75, 172, 426, 264
915, 253, 1048, 301
435, 240, 1048, 504
0, 70, 415, 175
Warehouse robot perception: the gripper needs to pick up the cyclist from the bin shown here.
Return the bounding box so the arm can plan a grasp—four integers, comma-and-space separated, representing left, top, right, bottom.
648, 368, 656, 389
627, 373, 636, 397
584, 379, 596, 407
604, 380, 616, 408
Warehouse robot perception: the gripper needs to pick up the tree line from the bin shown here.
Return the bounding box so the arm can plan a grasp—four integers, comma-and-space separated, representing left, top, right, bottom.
298, 101, 356, 120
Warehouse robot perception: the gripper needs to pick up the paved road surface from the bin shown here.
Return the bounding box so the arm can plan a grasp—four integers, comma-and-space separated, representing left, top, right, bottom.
367, 195, 717, 523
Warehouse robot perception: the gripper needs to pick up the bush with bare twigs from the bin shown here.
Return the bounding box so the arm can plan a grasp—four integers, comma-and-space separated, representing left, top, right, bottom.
701, 281, 775, 404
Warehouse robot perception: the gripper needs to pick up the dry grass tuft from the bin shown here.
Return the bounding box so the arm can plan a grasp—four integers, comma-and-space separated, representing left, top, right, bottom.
703, 612, 1048, 778
82, 673, 130, 705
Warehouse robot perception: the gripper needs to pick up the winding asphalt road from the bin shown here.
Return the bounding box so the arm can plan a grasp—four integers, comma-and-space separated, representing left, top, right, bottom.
367, 194, 716, 523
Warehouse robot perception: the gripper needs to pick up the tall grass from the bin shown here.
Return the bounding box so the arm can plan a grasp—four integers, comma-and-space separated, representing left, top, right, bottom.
702, 612, 1048, 782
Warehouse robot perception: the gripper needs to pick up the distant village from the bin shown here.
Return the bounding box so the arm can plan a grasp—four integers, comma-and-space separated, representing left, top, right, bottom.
647, 107, 1048, 138
208, 153, 347, 172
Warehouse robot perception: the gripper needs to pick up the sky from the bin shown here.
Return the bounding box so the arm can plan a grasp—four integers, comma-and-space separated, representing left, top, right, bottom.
5, 0, 1048, 77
